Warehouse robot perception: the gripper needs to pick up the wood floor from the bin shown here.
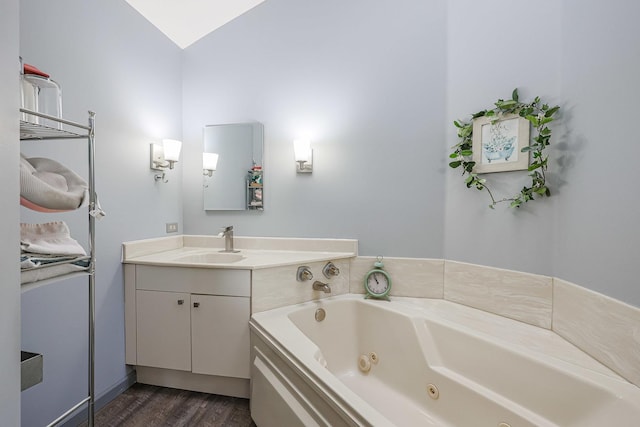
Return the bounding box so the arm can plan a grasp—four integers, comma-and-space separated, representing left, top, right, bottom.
79, 383, 256, 427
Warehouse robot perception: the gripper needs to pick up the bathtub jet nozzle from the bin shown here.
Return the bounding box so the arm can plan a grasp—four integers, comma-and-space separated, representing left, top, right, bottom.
358, 354, 372, 373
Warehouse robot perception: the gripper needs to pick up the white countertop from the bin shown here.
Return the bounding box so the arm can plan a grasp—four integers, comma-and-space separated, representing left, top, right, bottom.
123, 247, 356, 270
122, 235, 358, 270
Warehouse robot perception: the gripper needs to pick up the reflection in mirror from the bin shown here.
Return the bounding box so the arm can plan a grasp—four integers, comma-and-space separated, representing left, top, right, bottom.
203, 122, 263, 211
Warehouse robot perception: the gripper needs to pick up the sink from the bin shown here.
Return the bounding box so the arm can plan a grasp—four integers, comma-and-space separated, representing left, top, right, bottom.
173, 252, 245, 264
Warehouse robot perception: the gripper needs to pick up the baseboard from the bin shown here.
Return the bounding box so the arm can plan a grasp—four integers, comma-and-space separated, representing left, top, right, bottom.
61, 369, 137, 427
136, 366, 250, 398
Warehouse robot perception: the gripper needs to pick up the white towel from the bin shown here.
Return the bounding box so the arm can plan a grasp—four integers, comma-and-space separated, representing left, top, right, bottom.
21, 258, 90, 285
20, 253, 82, 270
20, 154, 89, 212
20, 221, 87, 256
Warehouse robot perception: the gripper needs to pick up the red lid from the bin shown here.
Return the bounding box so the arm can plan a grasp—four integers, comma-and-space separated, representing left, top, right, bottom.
23, 63, 50, 78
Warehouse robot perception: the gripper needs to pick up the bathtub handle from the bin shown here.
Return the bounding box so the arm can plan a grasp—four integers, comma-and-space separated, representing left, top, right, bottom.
296, 266, 313, 282
322, 262, 340, 278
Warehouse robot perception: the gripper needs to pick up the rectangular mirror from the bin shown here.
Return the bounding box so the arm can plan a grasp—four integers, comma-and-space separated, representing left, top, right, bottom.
203, 122, 264, 211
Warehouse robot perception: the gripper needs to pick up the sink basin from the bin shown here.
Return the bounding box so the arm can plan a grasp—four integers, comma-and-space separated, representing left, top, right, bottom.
173, 252, 245, 264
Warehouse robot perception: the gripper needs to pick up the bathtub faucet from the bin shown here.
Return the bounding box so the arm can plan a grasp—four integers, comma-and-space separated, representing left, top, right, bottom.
218, 225, 240, 253
312, 281, 331, 294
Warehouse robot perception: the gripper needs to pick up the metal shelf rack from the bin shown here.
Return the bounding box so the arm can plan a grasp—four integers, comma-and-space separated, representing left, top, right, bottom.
20, 108, 97, 427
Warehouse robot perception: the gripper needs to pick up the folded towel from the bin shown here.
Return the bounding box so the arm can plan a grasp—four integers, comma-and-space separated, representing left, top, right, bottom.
21, 257, 91, 285
20, 154, 88, 212
20, 253, 82, 270
20, 221, 86, 256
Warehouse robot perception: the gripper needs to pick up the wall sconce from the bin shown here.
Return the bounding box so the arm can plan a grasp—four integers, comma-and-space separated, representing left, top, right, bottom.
150, 138, 182, 182
294, 139, 313, 173
203, 152, 219, 177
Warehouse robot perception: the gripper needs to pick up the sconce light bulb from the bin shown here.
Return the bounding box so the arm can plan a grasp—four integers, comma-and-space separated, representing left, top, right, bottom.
162, 139, 182, 162
203, 152, 219, 171
294, 139, 312, 163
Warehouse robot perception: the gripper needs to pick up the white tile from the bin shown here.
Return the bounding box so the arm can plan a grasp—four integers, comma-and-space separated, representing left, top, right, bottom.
349, 257, 443, 298
251, 259, 350, 313
236, 237, 358, 253
553, 278, 640, 388
444, 261, 552, 329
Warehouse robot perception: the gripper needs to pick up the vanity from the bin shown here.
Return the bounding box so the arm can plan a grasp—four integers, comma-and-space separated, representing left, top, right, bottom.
122, 234, 357, 398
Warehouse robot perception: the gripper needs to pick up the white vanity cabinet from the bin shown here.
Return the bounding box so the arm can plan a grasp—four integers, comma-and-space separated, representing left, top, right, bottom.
125, 264, 251, 397
191, 294, 250, 377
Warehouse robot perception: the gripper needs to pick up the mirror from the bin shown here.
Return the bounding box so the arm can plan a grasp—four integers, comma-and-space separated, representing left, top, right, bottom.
203, 122, 264, 211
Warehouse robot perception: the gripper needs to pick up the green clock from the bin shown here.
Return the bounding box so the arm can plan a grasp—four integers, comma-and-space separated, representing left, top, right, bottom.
364, 256, 391, 301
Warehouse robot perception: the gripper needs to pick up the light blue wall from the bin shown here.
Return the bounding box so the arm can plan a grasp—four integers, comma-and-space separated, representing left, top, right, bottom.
443, 0, 640, 308
555, 0, 640, 306
0, 0, 21, 423
182, 0, 448, 258
443, 0, 563, 276
19, 0, 182, 425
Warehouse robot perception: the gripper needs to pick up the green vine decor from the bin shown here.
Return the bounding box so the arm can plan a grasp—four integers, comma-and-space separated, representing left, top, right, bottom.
449, 89, 559, 208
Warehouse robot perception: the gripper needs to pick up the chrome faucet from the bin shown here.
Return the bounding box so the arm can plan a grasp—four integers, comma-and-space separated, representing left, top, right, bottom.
218, 225, 240, 253
312, 280, 331, 294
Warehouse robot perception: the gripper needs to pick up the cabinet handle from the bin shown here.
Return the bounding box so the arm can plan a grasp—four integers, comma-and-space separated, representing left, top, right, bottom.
193, 302, 200, 308
177, 299, 184, 305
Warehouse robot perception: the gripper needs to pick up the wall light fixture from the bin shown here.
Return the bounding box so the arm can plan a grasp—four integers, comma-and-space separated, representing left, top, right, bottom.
150, 138, 182, 182
294, 139, 313, 173
203, 152, 219, 177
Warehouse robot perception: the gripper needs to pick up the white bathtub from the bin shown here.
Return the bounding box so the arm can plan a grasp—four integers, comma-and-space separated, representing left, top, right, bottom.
249, 294, 640, 427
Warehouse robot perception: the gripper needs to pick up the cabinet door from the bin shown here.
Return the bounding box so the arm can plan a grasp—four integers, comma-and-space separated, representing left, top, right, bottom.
191, 294, 250, 378
136, 290, 191, 371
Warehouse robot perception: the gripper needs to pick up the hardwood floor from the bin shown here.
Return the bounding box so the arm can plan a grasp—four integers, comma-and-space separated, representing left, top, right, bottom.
79, 383, 256, 427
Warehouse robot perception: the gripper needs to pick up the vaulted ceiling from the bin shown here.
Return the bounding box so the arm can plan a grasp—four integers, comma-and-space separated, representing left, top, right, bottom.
125, 0, 266, 49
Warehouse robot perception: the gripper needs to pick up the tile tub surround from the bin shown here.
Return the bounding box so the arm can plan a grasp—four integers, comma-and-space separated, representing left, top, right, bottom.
349, 256, 444, 298
444, 260, 553, 329
553, 278, 640, 388
348, 258, 552, 330
251, 259, 351, 313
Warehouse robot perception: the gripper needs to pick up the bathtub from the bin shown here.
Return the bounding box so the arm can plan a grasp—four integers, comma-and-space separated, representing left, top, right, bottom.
249, 294, 640, 427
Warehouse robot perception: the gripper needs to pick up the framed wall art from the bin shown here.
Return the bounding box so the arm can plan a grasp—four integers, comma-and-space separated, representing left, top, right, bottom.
472, 113, 530, 174
449, 89, 559, 208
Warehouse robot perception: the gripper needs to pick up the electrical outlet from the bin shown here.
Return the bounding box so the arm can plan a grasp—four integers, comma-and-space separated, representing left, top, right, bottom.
166, 222, 178, 233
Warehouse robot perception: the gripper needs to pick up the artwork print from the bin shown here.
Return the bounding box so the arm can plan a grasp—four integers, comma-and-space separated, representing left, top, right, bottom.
472, 114, 530, 173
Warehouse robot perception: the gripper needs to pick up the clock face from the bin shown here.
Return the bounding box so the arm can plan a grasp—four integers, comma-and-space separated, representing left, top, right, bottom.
366, 270, 390, 296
